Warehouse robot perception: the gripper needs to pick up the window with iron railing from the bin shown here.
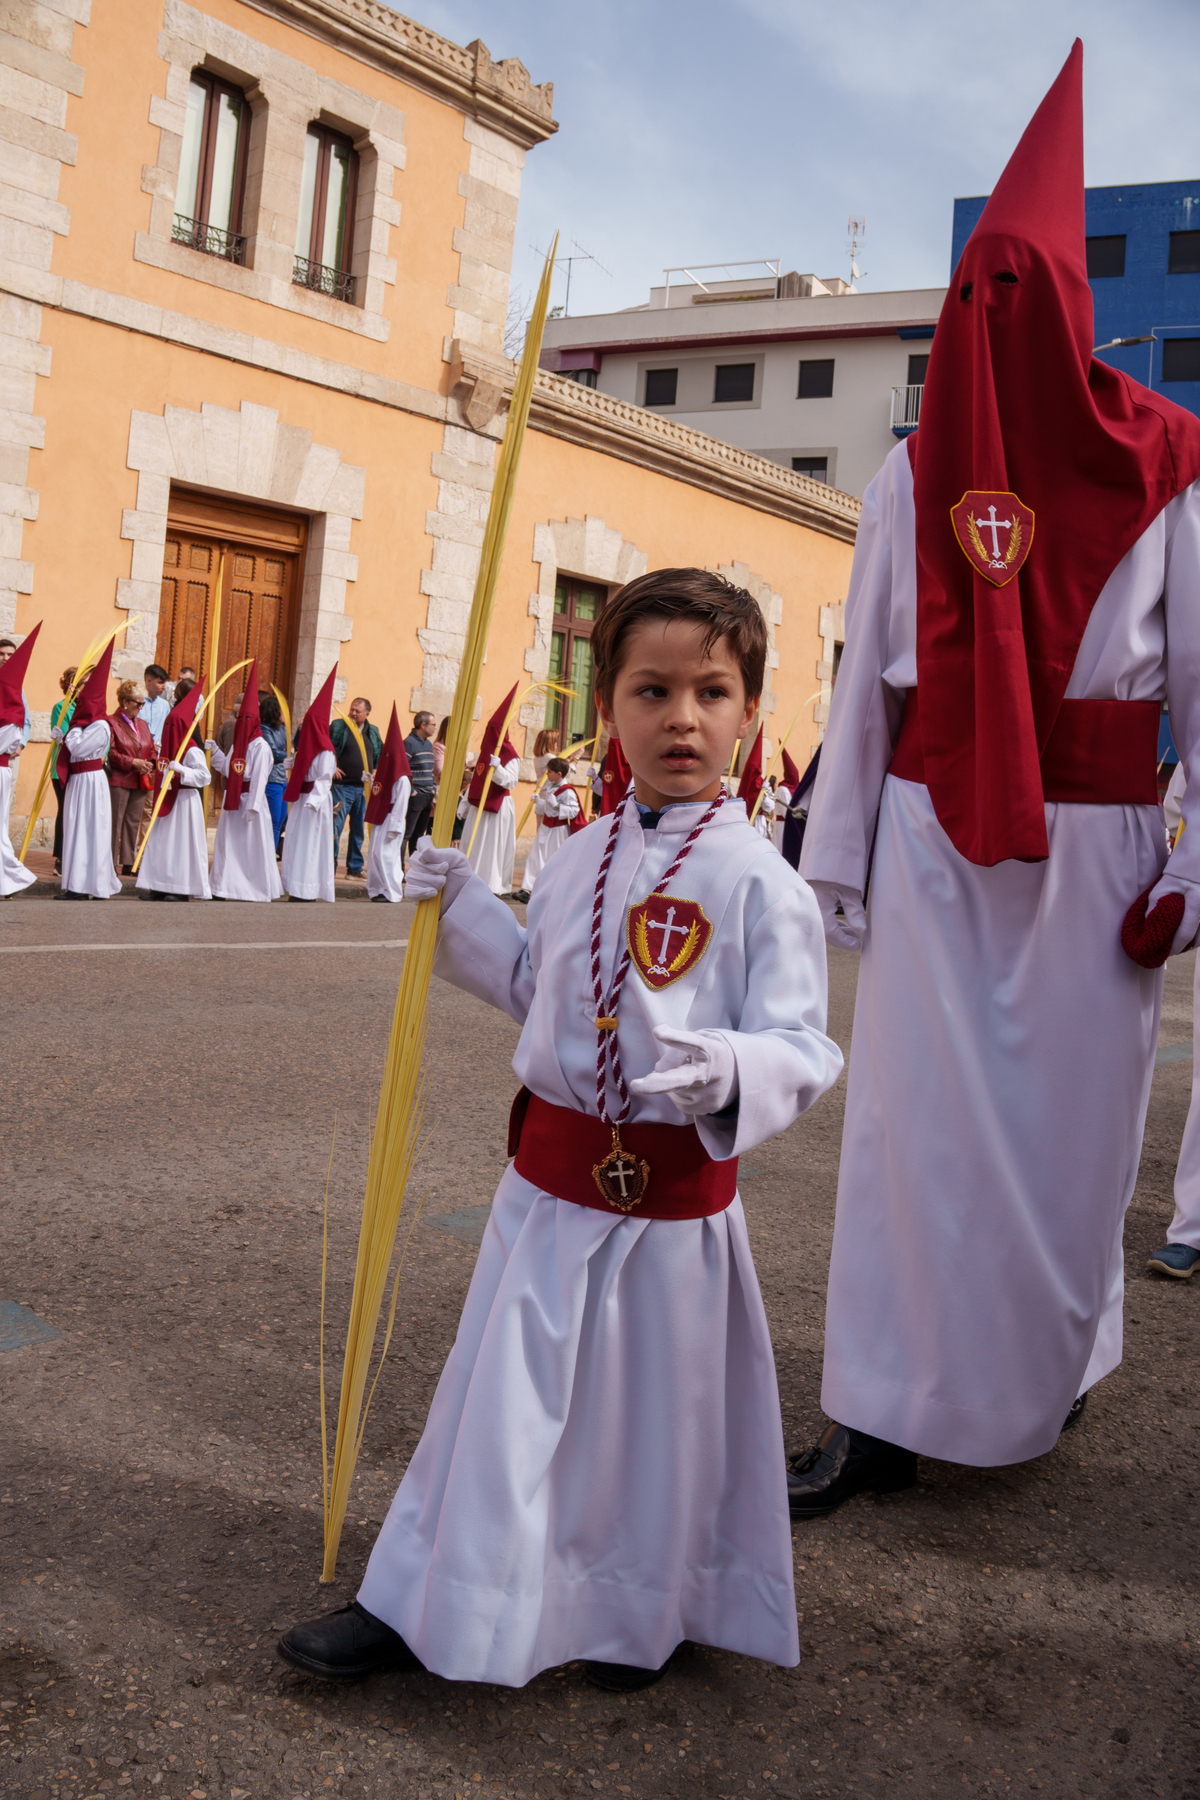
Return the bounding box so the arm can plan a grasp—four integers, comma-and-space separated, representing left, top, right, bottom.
293, 124, 358, 304
173, 70, 249, 266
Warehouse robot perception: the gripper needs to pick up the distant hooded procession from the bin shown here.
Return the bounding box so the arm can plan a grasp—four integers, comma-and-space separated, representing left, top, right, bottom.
462, 683, 521, 896
794, 40, 1200, 1512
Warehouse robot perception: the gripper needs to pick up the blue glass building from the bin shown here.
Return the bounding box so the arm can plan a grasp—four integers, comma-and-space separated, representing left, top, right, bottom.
951, 180, 1200, 420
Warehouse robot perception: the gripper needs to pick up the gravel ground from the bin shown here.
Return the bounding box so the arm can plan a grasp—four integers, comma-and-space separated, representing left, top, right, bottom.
1, 895, 1197, 1800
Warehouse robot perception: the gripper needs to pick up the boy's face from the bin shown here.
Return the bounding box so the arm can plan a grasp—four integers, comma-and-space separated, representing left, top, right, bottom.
598, 618, 755, 813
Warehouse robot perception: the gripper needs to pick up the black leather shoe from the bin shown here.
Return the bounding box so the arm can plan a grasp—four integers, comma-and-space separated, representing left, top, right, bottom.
1061, 1392, 1087, 1433
788, 1421, 918, 1519
584, 1657, 672, 1692
277, 1600, 424, 1680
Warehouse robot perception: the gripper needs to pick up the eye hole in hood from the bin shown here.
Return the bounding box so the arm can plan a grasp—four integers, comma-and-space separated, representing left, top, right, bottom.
994, 270, 1020, 284
960, 281, 974, 301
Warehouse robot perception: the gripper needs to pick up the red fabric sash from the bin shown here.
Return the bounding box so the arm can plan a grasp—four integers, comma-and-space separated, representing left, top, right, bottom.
509, 1089, 738, 1220
0, 754, 9, 768
299, 780, 314, 795
69, 758, 106, 774
890, 687, 1160, 806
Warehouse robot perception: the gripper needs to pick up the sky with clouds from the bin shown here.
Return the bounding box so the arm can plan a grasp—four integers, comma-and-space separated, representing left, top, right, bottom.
401, 0, 1200, 322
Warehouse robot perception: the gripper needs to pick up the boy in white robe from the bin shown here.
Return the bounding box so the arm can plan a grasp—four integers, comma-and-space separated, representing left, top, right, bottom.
279, 569, 842, 1692
136, 678, 211, 902
208, 663, 282, 904
366, 702, 412, 903
58, 655, 121, 901
281, 664, 338, 903
521, 756, 579, 895
0, 622, 38, 897
463, 683, 521, 897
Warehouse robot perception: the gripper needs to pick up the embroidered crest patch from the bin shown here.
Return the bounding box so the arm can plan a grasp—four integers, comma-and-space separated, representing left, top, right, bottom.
371, 778, 383, 797
626, 895, 713, 991
950, 490, 1035, 588
232, 757, 245, 775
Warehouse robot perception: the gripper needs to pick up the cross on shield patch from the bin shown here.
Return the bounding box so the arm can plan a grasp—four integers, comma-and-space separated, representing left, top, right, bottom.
950, 490, 1035, 588
626, 894, 713, 991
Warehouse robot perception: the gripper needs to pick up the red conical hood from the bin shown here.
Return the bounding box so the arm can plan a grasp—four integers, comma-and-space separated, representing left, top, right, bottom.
0, 620, 40, 730
780, 746, 800, 791
284, 664, 337, 804
737, 724, 764, 819
222, 663, 262, 812
467, 682, 519, 812
154, 681, 206, 818
69, 654, 112, 734
365, 704, 412, 825
912, 41, 1200, 867
598, 734, 631, 815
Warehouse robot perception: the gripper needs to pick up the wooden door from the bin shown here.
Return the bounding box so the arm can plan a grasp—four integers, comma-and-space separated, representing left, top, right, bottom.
155, 489, 306, 705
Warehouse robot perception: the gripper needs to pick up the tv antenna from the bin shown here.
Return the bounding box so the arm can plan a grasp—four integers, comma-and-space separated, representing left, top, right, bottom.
847, 216, 867, 291
534, 237, 612, 316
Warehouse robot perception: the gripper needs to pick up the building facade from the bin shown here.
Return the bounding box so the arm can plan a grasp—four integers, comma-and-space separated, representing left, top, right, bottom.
541, 270, 945, 499
952, 179, 1200, 413
1, 0, 858, 848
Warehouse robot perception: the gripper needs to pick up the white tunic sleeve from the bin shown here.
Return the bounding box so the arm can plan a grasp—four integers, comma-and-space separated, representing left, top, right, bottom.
178, 745, 211, 788
1160, 485, 1200, 896
491, 755, 520, 792
66, 719, 112, 761
799, 442, 914, 895
0, 722, 21, 756
303, 747, 336, 809
209, 743, 231, 778
387, 775, 410, 836
243, 734, 272, 813
433, 876, 537, 1022
557, 786, 580, 821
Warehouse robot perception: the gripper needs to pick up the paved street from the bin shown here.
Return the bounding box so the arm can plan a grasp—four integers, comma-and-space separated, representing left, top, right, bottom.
2, 895, 1198, 1800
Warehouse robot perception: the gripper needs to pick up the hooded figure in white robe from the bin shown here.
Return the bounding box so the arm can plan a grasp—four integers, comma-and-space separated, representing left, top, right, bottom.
0, 622, 38, 897
209, 668, 282, 904
59, 656, 121, 900
136, 681, 211, 901
463, 684, 520, 897
281, 665, 339, 903
365, 703, 412, 903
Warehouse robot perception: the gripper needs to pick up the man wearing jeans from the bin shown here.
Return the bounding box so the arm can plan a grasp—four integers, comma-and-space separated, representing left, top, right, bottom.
403, 710, 437, 859
330, 696, 381, 879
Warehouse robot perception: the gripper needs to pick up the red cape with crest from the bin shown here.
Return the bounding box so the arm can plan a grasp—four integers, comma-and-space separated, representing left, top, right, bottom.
0, 620, 39, 731
598, 736, 631, 815
154, 682, 206, 817
912, 40, 1200, 868
284, 665, 337, 804
737, 725, 764, 818
366, 703, 412, 825
222, 664, 263, 812
467, 683, 519, 814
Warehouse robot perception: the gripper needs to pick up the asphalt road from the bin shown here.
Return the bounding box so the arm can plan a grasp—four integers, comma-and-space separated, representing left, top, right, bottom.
1, 893, 1197, 1800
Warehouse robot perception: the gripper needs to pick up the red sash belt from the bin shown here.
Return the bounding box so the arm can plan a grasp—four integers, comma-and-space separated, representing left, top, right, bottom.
509, 1088, 738, 1220
889, 688, 1161, 806
543, 816, 568, 828
0, 754, 8, 769
300, 780, 314, 794
70, 758, 106, 774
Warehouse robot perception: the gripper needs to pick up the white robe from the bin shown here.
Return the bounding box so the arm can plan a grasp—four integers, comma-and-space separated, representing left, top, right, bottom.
753, 787, 776, 839
773, 785, 792, 853
0, 723, 33, 895
210, 735, 282, 903
522, 780, 580, 892
135, 746, 211, 899
282, 748, 335, 902
366, 773, 410, 902
802, 439, 1200, 1466
358, 795, 843, 1686
62, 720, 121, 898
464, 755, 519, 896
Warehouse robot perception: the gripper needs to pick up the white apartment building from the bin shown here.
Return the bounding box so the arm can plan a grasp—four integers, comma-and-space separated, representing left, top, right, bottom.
541, 266, 947, 499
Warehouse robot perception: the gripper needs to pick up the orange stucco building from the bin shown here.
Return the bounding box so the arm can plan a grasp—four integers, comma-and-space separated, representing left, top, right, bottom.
1, 0, 858, 846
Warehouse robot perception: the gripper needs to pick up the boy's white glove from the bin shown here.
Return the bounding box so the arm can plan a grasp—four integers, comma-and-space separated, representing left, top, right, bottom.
628, 1026, 737, 1119
284, 754, 295, 770
50, 726, 62, 742
489, 752, 503, 770
405, 838, 473, 910
808, 879, 867, 951
168, 759, 185, 775
205, 738, 217, 753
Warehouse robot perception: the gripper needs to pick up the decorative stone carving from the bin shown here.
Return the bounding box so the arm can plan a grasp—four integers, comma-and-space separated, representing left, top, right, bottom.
449, 338, 514, 431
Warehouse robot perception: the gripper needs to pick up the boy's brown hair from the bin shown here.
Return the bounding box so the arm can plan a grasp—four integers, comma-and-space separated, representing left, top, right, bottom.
591, 568, 767, 707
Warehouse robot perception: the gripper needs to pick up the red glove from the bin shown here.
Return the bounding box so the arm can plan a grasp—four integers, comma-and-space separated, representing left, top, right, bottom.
1121, 887, 1186, 969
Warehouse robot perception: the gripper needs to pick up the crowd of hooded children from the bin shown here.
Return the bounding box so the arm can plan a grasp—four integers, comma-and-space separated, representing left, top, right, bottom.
3, 39, 1199, 1701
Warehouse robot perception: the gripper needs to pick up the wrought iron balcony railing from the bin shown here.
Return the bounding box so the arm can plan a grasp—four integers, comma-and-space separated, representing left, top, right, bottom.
890, 383, 924, 436
172, 214, 246, 265
293, 256, 357, 304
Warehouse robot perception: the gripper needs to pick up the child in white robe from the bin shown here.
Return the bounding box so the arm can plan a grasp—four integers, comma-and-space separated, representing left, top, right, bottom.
463, 751, 519, 896
136, 679, 211, 902
59, 656, 121, 900
279, 569, 842, 1692
0, 621, 38, 897
366, 702, 412, 903
208, 669, 282, 904
521, 756, 580, 895
281, 665, 338, 903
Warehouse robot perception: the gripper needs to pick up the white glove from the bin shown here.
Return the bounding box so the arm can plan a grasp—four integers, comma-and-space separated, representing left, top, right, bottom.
489, 752, 503, 770
168, 759, 185, 775
205, 738, 216, 753
404, 837, 474, 910
809, 879, 867, 951
1146, 872, 1200, 956
284, 754, 295, 770
628, 1026, 737, 1119
50, 725, 62, 742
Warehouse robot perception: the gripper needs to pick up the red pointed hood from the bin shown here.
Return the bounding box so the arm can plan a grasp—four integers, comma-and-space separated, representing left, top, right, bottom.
222, 664, 263, 812
912, 39, 1200, 866
154, 681, 206, 818
284, 664, 337, 804
737, 724, 764, 818
467, 682, 519, 812
598, 734, 632, 815
780, 746, 800, 791
69, 654, 112, 735
366, 703, 412, 824
0, 620, 40, 730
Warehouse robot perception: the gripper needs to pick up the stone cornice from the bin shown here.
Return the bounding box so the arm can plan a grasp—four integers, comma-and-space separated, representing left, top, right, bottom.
240, 0, 557, 148
528, 373, 862, 545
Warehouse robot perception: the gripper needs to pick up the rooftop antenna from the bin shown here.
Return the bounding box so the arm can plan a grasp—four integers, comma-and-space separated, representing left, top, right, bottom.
847, 216, 867, 292
534, 238, 612, 316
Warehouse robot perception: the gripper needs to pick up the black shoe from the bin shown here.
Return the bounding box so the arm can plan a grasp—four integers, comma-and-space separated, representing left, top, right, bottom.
58, 890, 92, 901
1061, 1393, 1087, 1433
584, 1658, 672, 1693
277, 1601, 424, 1681
788, 1421, 918, 1519
371, 893, 391, 902
289, 895, 315, 902
512, 889, 531, 903
140, 889, 166, 901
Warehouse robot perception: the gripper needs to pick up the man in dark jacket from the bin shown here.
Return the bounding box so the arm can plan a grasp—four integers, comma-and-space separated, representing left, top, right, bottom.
330, 697, 381, 879
403, 710, 437, 859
